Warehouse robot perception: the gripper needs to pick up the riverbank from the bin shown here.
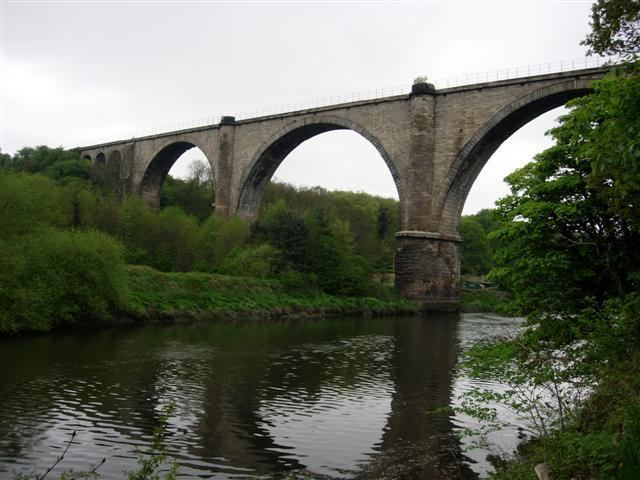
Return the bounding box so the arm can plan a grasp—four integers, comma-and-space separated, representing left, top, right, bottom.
123, 265, 420, 323
460, 287, 511, 314
488, 352, 640, 479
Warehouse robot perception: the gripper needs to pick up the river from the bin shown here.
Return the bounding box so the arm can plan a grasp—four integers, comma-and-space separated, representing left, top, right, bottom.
0, 313, 523, 479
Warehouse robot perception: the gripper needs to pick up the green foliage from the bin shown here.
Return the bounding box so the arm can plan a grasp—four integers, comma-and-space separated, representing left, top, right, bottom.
458, 209, 503, 278
460, 288, 510, 313
331, 253, 374, 297
0, 149, 12, 168
262, 182, 399, 270
254, 199, 310, 271
117, 197, 160, 265
127, 403, 178, 480
490, 66, 640, 316
304, 208, 344, 290
460, 62, 640, 479
459, 217, 492, 275
160, 176, 212, 221
155, 207, 200, 272
573, 64, 640, 230
8, 146, 82, 174
460, 333, 594, 438
125, 264, 416, 320
582, 0, 640, 60
0, 230, 127, 333
456, 296, 640, 478
251, 202, 375, 296
160, 158, 213, 220
221, 243, 279, 278
197, 215, 250, 271
487, 351, 640, 479
0, 144, 412, 333
0, 172, 68, 238
468, 208, 506, 254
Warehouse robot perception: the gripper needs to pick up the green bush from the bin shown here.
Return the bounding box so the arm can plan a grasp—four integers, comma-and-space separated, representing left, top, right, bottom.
221, 243, 279, 278
197, 215, 250, 271
0, 229, 127, 333
0, 172, 68, 239
155, 207, 200, 272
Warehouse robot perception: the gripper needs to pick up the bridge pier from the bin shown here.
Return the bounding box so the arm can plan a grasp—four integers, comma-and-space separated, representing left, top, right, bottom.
394, 231, 461, 312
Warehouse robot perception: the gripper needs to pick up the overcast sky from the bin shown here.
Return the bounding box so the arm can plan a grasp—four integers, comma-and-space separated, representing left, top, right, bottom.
1, 1, 596, 213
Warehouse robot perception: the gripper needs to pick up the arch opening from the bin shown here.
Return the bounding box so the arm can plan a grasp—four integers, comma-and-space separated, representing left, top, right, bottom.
238, 123, 401, 272
141, 142, 214, 218
108, 149, 122, 182
462, 106, 565, 214
236, 118, 401, 221
440, 81, 594, 236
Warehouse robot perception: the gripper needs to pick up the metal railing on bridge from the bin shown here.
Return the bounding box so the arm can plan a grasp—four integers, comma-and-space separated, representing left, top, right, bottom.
72, 57, 610, 149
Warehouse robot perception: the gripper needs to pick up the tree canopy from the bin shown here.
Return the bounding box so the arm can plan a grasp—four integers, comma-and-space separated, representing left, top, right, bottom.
491, 66, 640, 317
582, 0, 640, 60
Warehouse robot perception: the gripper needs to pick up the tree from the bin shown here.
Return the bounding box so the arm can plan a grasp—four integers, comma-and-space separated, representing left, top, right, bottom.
188, 158, 214, 190
456, 9, 640, 478
198, 215, 250, 271
255, 199, 309, 272
490, 66, 640, 327
304, 208, 344, 292
0, 172, 68, 239
459, 217, 492, 276
0, 149, 13, 168
10, 146, 79, 173
582, 0, 640, 60
160, 159, 214, 221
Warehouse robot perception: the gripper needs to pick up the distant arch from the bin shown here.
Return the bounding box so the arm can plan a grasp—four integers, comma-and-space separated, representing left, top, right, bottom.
140, 140, 214, 209
82, 154, 92, 162
235, 115, 401, 221
95, 152, 106, 166
438, 79, 594, 235
107, 150, 121, 176
106, 150, 122, 194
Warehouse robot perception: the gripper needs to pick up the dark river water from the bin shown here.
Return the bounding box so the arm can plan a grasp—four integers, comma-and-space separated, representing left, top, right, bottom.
0, 313, 523, 479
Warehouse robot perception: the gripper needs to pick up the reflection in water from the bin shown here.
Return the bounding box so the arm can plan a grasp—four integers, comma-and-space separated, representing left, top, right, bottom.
0, 315, 522, 479
257, 335, 394, 475
451, 314, 525, 478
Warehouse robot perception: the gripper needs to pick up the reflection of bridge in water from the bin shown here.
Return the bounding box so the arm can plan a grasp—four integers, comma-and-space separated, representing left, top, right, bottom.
78, 65, 609, 310
1, 316, 483, 478
176, 316, 475, 478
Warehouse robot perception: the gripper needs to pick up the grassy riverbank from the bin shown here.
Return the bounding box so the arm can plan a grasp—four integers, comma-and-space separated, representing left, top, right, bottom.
124, 265, 420, 322
459, 287, 511, 314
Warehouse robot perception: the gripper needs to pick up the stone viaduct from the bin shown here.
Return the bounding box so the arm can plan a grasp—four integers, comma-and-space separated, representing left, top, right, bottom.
79, 66, 609, 311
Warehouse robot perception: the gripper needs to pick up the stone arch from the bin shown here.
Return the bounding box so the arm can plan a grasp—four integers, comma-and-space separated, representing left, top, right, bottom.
107, 150, 121, 176
106, 150, 122, 195
82, 154, 92, 162
438, 79, 594, 236
235, 115, 401, 220
140, 139, 214, 209
95, 152, 106, 166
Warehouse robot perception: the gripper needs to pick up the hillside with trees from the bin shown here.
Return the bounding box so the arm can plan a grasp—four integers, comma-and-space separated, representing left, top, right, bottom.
0, 146, 424, 333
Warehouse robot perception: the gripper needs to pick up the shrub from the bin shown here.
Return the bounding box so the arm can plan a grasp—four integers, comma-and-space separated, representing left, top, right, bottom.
197, 216, 250, 271
0, 172, 68, 239
0, 230, 127, 333
221, 243, 279, 278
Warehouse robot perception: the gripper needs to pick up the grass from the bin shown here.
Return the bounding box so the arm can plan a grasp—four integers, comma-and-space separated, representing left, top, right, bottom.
124, 265, 419, 322
460, 287, 511, 314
